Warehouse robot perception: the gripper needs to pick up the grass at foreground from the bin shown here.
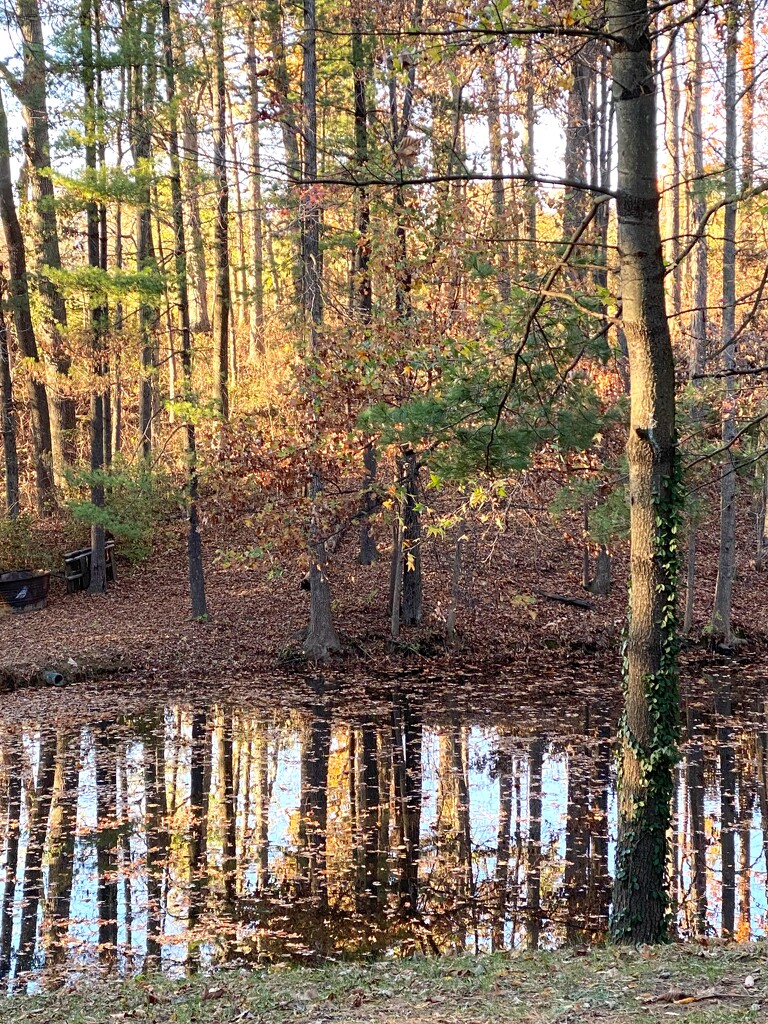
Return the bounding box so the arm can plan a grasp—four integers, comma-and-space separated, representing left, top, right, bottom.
1, 945, 766, 1024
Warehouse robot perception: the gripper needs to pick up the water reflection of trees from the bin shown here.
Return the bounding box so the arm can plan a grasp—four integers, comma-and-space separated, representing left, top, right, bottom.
0, 685, 766, 984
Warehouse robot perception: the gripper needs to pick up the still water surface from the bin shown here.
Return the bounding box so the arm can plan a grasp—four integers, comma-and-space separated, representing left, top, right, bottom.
0, 676, 765, 987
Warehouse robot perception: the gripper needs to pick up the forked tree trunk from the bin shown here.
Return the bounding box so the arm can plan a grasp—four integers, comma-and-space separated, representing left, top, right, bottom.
608, 0, 680, 944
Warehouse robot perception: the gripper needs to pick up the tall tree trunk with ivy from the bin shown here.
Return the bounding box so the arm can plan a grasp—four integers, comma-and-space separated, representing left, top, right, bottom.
608, 0, 680, 944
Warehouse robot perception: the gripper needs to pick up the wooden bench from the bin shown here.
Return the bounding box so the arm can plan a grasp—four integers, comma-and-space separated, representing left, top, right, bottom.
63, 541, 116, 593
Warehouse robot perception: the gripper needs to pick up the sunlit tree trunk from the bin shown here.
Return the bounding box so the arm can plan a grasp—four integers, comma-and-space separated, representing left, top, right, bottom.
711, 5, 739, 646
246, 15, 265, 361
3, 0, 76, 487
161, 0, 208, 618
264, 0, 301, 298
211, 0, 230, 418
662, 19, 681, 321
0, 89, 54, 510
481, 52, 510, 301
740, 0, 754, 191
82, 0, 107, 593
302, 0, 340, 660
681, 13, 707, 632
521, 43, 537, 243
128, 6, 159, 458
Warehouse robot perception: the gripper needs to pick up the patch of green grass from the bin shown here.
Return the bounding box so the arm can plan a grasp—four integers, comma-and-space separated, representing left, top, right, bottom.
1, 945, 765, 1024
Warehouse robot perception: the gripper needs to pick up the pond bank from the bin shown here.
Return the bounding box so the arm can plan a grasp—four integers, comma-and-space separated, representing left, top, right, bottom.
1, 947, 764, 1023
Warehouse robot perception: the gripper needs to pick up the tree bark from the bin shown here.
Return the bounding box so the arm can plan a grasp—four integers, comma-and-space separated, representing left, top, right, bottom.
608, 0, 680, 944
5, 0, 76, 486
211, 0, 230, 418
0, 88, 54, 510
301, 0, 340, 661
246, 16, 265, 361
481, 52, 510, 301
0, 288, 19, 518
711, 4, 738, 645
128, 5, 159, 459
161, 0, 208, 619
82, 0, 107, 594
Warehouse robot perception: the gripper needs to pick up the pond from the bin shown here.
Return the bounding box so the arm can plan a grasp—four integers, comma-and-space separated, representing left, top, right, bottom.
0, 673, 765, 988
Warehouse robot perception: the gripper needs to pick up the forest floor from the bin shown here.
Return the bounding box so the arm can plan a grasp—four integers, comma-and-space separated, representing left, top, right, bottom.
1, 491, 766, 700
0, 945, 765, 1023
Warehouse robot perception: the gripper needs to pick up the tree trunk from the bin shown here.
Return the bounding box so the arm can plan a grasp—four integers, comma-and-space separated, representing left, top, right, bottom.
0, 88, 54, 510
7, 0, 76, 486
401, 447, 422, 626
521, 43, 537, 243
0, 289, 19, 518
662, 19, 681, 321
82, 0, 107, 594
481, 53, 510, 301
247, 15, 265, 361
161, 0, 208, 619
301, 0, 340, 661
264, 0, 302, 298
129, 8, 159, 459
711, 6, 738, 646
358, 442, 378, 564
608, 0, 680, 944
211, 0, 230, 418
740, 0, 754, 191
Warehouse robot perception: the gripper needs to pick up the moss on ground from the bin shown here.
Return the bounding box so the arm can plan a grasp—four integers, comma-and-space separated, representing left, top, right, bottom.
1, 945, 765, 1024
